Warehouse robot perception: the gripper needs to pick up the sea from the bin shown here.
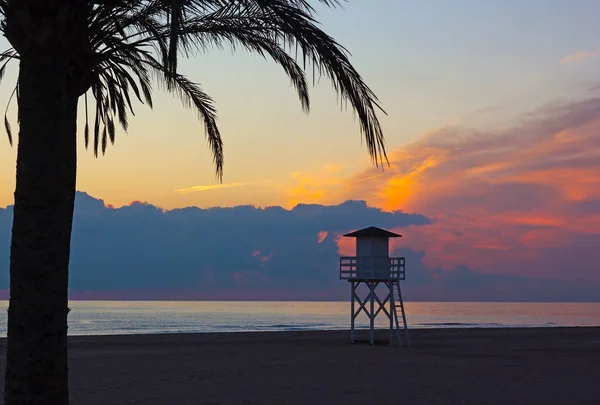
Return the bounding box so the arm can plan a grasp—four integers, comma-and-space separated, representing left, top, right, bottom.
0, 301, 599, 337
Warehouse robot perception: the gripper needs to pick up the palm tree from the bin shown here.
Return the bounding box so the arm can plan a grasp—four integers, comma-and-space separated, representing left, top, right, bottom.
0, 1, 388, 404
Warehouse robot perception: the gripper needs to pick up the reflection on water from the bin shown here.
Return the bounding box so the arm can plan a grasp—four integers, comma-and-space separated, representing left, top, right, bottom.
0, 301, 598, 336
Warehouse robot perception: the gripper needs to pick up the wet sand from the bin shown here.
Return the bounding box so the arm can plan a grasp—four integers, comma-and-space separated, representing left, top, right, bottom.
1, 327, 599, 404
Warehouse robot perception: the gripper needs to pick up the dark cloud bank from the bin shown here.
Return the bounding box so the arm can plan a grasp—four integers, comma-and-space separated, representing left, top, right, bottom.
0, 192, 597, 301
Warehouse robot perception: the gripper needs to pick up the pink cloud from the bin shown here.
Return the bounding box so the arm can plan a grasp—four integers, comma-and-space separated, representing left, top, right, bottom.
259, 252, 274, 263
560, 47, 600, 65
317, 231, 328, 243
251, 250, 275, 263
300, 96, 600, 283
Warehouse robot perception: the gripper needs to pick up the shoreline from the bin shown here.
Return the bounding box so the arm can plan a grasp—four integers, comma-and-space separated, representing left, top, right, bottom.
58, 324, 600, 341
63, 324, 600, 339
0, 324, 598, 340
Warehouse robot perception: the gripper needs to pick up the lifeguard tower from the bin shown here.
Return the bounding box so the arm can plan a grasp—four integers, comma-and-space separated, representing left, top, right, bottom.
339, 226, 410, 346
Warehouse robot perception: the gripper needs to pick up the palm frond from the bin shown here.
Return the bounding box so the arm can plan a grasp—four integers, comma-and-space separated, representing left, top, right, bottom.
176, 1, 388, 165
0, 47, 18, 144
78, 6, 226, 177
0, 0, 387, 179
146, 60, 223, 178
3, 84, 16, 145
161, 0, 345, 79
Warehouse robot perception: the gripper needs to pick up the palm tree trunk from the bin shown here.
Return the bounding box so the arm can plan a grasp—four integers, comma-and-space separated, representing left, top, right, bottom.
4, 53, 76, 405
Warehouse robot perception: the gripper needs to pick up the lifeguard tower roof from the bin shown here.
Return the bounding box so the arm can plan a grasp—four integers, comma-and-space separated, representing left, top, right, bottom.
343, 226, 402, 238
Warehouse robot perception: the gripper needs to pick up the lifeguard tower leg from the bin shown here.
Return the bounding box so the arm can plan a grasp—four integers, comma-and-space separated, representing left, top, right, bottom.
388, 281, 393, 345
350, 281, 355, 344
369, 282, 375, 345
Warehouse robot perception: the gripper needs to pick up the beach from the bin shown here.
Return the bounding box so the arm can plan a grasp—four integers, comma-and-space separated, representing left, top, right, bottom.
1, 327, 599, 404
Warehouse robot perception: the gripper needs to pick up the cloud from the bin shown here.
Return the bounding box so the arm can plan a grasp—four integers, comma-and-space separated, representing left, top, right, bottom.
288, 95, 600, 291
389, 248, 600, 302
1, 190, 597, 301
174, 181, 267, 193
560, 47, 600, 65
0, 192, 433, 298
317, 231, 328, 244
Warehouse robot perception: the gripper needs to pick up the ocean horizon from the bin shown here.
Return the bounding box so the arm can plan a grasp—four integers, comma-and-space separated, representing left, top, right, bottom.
1, 300, 598, 337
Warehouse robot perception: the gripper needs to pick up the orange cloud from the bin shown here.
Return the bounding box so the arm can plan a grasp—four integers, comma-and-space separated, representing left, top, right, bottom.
335, 233, 355, 256
286, 163, 364, 208
291, 96, 600, 282
317, 231, 328, 243
286, 172, 343, 207
175, 181, 267, 194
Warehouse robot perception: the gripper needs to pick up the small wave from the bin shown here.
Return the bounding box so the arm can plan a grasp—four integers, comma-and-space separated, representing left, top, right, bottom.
270, 323, 330, 329
416, 322, 563, 329
418, 322, 507, 328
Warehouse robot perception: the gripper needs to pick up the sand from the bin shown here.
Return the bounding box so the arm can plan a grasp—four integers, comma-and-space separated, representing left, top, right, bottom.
0, 327, 599, 404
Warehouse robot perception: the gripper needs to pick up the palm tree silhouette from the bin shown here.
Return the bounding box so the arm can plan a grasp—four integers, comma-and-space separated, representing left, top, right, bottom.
0, 1, 388, 404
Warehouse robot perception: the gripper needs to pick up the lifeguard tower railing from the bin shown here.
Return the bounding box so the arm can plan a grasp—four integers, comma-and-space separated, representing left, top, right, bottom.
339, 256, 405, 281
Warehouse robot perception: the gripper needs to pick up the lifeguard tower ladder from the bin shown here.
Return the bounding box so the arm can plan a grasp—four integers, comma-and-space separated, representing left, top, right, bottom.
339, 226, 410, 346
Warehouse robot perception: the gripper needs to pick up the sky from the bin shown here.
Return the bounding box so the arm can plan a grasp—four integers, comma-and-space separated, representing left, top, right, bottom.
0, 0, 600, 300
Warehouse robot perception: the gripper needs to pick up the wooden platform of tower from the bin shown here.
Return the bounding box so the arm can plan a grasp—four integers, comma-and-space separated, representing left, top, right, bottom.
339, 226, 410, 346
